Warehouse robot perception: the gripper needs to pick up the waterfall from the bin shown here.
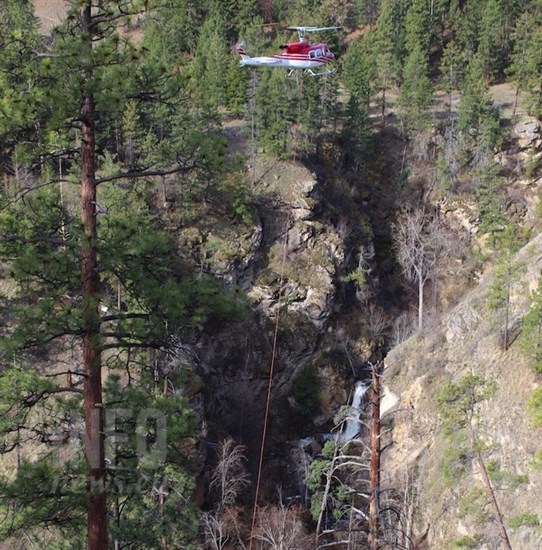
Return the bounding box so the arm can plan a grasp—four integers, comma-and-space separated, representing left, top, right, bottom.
340, 380, 370, 441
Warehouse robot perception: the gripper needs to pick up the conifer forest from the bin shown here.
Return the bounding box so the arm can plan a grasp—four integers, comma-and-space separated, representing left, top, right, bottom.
1, 1, 542, 549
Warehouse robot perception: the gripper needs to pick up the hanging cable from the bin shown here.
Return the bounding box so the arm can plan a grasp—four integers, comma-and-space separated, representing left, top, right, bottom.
248, 200, 291, 549
248, 70, 304, 548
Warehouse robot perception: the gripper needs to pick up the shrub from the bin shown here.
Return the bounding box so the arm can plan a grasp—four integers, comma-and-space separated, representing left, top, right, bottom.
486, 459, 529, 489
509, 512, 540, 529
440, 433, 469, 486
453, 535, 482, 548
521, 284, 542, 374
457, 487, 490, 524
527, 388, 542, 428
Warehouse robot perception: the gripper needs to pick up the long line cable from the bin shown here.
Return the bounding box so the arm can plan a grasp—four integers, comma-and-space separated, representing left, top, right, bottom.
248, 71, 302, 548
248, 200, 291, 550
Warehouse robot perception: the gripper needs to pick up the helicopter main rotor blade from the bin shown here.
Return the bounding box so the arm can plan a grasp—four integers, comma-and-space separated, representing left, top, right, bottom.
286, 26, 342, 32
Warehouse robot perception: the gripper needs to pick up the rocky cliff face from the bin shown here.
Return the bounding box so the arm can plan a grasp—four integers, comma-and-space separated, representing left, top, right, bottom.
382, 233, 542, 549
169, 146, 378, 493
179, 103, 542, 540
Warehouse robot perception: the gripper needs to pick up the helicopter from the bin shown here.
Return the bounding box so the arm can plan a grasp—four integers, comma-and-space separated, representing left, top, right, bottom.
237, 26, 340, 77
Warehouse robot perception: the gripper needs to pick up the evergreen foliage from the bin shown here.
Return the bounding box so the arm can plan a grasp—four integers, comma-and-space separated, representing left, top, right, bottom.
373, 1, 402, 122
403, 0, 431, 56
477, 0, 506, 81
527, 387, 542, 428
341, 96, 373, 173
103, 370, 200, 548
0, 2, 245, 547
0, 182, 243, 545
191, 14, 230, 109
1, 0, 542, 546
440, 39, 467, 104
342, 35, 377, 107
306, 440, 360, 523
508, 5, 542, 117
256, 71, 332, 158
436, 374, 497, 437
521, 278, 542, 374
508, 512, 540, 529
458, 54, 499, 141
398, 44, 433, 135
487, 226, 524, 349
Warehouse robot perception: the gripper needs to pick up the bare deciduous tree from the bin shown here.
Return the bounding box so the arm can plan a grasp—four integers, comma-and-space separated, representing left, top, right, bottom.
252, 505, 313, 550
210, 437, 251, 510
202, 511, 229, 550
391, 311, 417, 346
365, 303, 390, 345
393, 210, 448, 330
202, 438, 251, 549
202, 507, 247, 550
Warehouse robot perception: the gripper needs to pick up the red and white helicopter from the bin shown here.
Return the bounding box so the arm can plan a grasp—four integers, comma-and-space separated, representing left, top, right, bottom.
237, 26, 340, 76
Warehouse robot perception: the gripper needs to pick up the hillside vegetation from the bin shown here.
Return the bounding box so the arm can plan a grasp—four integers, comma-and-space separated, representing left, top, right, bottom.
1, 1, 542, 548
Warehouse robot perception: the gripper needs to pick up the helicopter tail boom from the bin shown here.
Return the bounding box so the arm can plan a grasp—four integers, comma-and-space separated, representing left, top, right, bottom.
236, 44, 251, 63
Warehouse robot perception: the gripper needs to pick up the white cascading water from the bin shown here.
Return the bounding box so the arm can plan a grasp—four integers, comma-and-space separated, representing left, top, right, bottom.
340, 380, 370, 441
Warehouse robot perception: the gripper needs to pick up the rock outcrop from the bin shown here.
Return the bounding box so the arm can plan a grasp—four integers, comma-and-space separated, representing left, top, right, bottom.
171, 150, 368, 485
382, 233, 542, 549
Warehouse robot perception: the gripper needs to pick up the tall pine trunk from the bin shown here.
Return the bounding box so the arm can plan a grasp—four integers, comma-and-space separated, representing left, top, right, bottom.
380, 87, 386, 128
468, 419, 511, 550
81, 4, 107, 548
475, 452, 512, 550
418, 270, 424, 331
368, 364, 381, 549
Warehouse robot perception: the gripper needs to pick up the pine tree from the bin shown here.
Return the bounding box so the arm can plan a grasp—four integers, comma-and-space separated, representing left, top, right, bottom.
398, 44, 434, 136
352, 0, 380, 27
373, 1, 402, 126
477, 0, 505, 81
436, 375, 511, 550
458, 54, 500, 147
440, 39, 466, 111
255, 68, 297, 157
342, 33, 377, 108
121, 101, 145, 168
454, 0, 483, 61
508, 4, 542, 118
341, 96, 373, 174
191, 13, 230, 110
0, 1, 45, 182
225, 54, 249, 115
0, 2, 244, 547
488, 226, 524, 350
398, 0, 434, 137
404, 0, 431, 55
520, 278, 542, 374
0, 181, 242, 547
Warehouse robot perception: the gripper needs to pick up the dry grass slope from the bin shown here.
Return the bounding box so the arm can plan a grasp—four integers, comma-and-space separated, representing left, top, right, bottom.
33, 0, 67, 34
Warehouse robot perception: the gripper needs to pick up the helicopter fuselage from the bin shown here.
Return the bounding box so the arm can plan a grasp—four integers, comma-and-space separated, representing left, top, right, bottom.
238, 40, 335, 75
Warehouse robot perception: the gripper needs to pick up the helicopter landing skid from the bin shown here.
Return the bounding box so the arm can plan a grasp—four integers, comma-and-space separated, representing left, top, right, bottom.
286, 67, 336, 77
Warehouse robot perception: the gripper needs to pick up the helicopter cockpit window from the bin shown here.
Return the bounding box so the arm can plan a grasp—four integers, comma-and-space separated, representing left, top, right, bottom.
309, 50, 316, 59
315, 49, 322, 57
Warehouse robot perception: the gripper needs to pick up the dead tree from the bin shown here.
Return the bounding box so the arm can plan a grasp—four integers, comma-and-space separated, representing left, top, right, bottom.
393, 210, 448, 330
210, 437, 251, 510
253, 504, 313, 550
202, 438, 251, 549
368, 362, 382, 550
